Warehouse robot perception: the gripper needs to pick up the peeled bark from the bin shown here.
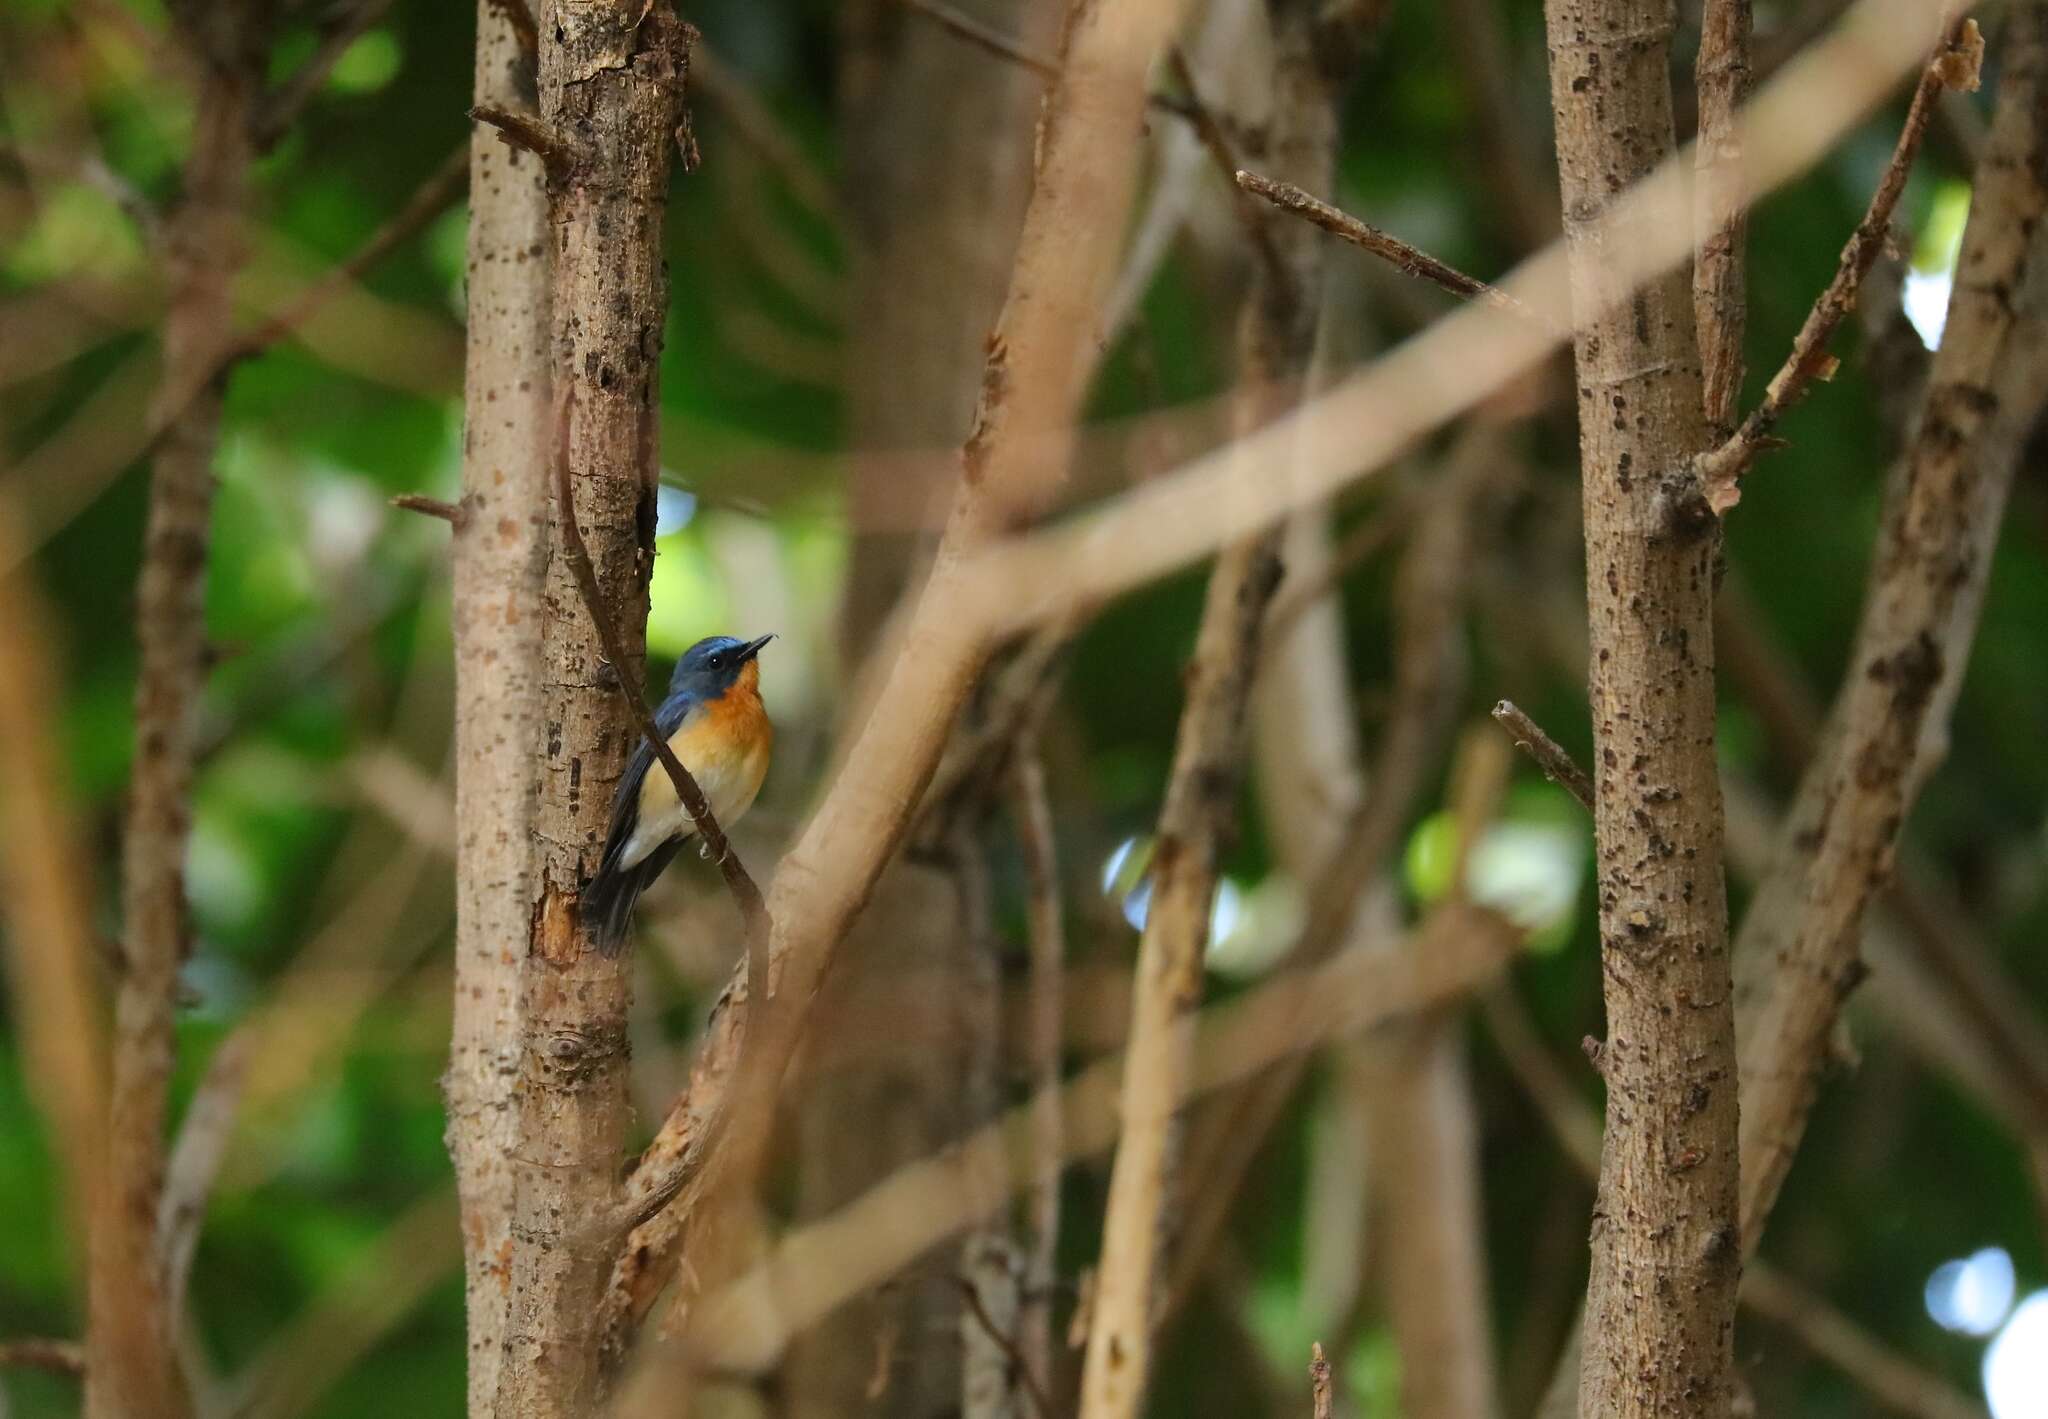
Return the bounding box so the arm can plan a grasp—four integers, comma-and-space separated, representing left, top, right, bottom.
446, 4, 550, 1413
1542, 2, 1738, 1416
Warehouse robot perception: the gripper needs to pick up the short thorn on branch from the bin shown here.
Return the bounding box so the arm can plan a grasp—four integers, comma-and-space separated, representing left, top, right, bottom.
1490, 700, 1593, 811
469, 103, 579, 186
391, 493, 465, 526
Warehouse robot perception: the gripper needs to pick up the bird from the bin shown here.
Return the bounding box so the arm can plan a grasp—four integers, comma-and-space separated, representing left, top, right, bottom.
582, 633, 775, 955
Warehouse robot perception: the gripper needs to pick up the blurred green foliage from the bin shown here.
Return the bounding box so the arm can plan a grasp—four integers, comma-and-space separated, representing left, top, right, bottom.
2, 2, 2045, 1416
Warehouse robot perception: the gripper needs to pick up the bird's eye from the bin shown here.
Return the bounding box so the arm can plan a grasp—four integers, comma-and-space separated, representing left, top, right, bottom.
706, 654, 724, 670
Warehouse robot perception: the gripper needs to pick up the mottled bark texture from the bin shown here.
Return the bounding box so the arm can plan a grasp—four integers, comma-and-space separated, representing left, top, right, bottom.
89, 8, 265, 1416
1731, 2, 2048, 1249
1077, 6, 1348, 1417
1693, 0, 1751, 434
447, 3, 550, 1413
789, 4, 1050, 1413
495, 3, 685, 1414
1542, 2, 1738, 1417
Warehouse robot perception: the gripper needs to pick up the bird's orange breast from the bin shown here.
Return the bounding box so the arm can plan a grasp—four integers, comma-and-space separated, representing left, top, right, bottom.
642, 668, 774, 835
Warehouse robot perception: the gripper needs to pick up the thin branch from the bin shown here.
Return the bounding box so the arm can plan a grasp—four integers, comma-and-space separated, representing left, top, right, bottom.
1236, 170, 1544, 324
0, 1338, 85, 1375
1008, 739, 1065, 1397
957, 1277, 1056, 1419
1693, 18, 1982, 512
1489, 700, 1593, 810
159, 1031, 254, 1332
1742, 1267, 1991, 1419
677, 903, 1521, 1377
898, 0, 1061, 78
549, 395, 770, 957
236, 143, 469, 358
469, 102, 579, 186
390, 493, 465, 524
1732, 1, 2048, 1252
692, 45, 843, 227
254, 0, 401, 148
135, 146, 471, 474
1165, 48, 1291, 293
1694, 0, 1754, 434
1490, 983, 1994, 1419
1262, 486, 1417, 648
1310, 1343, 1333, 1419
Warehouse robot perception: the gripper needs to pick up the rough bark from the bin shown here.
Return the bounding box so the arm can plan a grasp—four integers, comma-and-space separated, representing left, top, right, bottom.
447, 4, 551, 1412
1731, 2, 2048, 1248
1542, 2, 1738, 1417
88, 8, 264, 1415
494, 3, 686, 1414
1694, 0, 1752, 434
789, 4, 1050, 1412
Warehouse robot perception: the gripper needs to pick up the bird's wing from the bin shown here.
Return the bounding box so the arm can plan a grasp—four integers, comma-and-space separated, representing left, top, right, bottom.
600, 691, 699, 866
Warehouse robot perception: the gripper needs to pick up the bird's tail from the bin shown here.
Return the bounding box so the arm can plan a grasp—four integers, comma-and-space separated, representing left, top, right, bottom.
581, 838, 681, 957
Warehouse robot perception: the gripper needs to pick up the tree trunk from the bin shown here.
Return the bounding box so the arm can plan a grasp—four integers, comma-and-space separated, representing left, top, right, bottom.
1542, 2, 1739, 1416
447, 4, 551, 1413
494, 4, 686, 1414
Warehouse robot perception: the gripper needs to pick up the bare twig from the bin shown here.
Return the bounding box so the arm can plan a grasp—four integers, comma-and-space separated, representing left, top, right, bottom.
1262, 485, 1417, 647
1165, 49, 1290, 291
470, 102, 579, 185
681, 903, 1521, 1376
899, 0, 1061, 78
1009, 741, 1065, 1396
1695, 0, 1754, 433
1742, 1267, 1991, 1419
255, 0, 400, 147
0, 1338, 85, 1375
693, 46, 841, 225
550, 397, 770, 952
92, 10, 268, 1412
1310, 1342, 1333, 1419
1491, 984, 1994, 1419
391, 493, 464, 524
1732, 3, 2048, 1252
1236, 170, 1542, 324
1489, 700, 1593, 810
159, 1032, 253, 1331
1693, 18, 1982, 512
958, 1277, 1056, 1419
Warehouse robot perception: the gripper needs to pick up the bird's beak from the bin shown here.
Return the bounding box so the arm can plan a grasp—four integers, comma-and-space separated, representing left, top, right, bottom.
738, 634, 775, 663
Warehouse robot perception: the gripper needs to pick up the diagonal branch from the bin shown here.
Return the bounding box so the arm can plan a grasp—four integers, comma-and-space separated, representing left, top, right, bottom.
253, 0, 400, 148
549, 395, 770, 954
1236, 170, 1544, 324
1693, 18, 1982, 512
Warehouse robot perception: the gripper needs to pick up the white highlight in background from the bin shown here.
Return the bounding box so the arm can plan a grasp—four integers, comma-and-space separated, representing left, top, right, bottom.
1926, 1247, 2016, 1336
1985, 1290, 2048, 1419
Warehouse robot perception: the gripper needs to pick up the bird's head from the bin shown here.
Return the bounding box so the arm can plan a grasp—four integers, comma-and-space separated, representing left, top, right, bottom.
668, 633, 773, 701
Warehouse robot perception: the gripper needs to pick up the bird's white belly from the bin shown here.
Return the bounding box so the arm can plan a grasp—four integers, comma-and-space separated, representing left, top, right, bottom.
619, 740, 768, 869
